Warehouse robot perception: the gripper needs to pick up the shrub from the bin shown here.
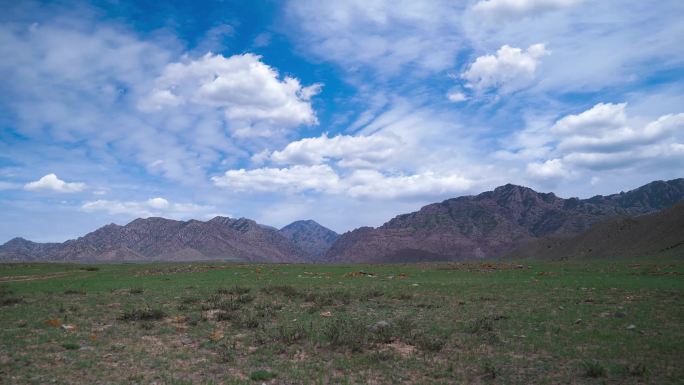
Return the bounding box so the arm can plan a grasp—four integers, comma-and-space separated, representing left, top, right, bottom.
274, 323, 308, 344
582, 360, 606, 378
217, 286, 250, 295
119, 307, 166, 321
250, 370, 277, 381
63, 290, 85, 295
413, 332, 445, 352
323, 317, 367, 351
465, 316, 494, 334
261, 285, 300, 298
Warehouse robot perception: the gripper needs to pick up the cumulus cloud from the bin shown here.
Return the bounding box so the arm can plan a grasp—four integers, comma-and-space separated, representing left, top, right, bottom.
24, 174, 85, 193
473, 0, 583, 20
552, 103, 684, 160
462, 44, 550, 94
521, 103, 684, 177
345, 170, 474, 199
526, 158, 571, 180
269, 133, 403, 168
212, 165, 342, 194
139, 53, 320, 137
212, 164, 474, 200
81, 197, 213, 218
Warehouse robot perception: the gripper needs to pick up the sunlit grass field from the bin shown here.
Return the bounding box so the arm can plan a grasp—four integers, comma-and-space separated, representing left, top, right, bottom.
1, 260, 682, 384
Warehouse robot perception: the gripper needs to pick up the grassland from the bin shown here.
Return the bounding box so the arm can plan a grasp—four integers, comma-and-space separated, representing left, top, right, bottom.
0, 260, 682, 384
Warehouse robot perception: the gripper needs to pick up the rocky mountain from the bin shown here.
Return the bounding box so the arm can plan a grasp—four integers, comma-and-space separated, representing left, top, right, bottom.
324, 178, 684, 263
0, 216, 312, 263
278, 220, 339, 258
507, 201, 684, 260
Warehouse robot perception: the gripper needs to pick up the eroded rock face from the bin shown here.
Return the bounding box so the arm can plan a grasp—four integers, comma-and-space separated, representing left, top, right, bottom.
278, 220, 338, 259
324, 179, 684, 263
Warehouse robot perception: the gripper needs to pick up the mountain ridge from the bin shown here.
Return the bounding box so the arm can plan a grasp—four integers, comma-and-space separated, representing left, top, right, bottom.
0, 216, 337, 263
506, 201, 684, 260
1, 178, 682, 263
324, 178, 684, 262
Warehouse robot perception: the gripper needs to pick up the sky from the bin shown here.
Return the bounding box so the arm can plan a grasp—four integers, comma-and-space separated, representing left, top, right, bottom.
1, 0, 683, 243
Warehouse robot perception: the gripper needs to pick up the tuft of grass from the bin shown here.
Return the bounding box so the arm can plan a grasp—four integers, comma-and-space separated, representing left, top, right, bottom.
62, 343, 80, 350
629, 363, 648, 377
250, 370, 277, 381
0, 286, 22, 306
261, 285, 300, 298
413, 332, 446, 352
481, 361, 499, 379
236, 293, 255, 304
0, 296, 23, 306
274, 323, 308, 344
235, 312, 262, 329
63, 289, 85, 295
180, 296, 199, 304
217, 286, 251, 295
79, 266, 99, 271
465, 316, 494, 334
582, 360, 607, 378
128, 287, 144, 294
119, 307, 166, 321
323, 317, 367, 351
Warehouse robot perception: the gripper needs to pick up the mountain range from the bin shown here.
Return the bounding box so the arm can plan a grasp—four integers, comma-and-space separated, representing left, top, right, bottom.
324, 178, 684, 262
0, 217, 336, 263
506, 200, 684, 260
1, 178, 682, 263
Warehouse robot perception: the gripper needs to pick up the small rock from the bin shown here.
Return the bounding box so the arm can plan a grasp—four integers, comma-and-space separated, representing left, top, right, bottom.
369, 320, 390, 332
320, 311, 332, 317
626, 324, 636, 330
574, 318, 583, 324
558, 306, 565, 310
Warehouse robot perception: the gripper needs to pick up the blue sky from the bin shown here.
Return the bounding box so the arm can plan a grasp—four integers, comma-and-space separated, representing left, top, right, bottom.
1, 0, 683, 242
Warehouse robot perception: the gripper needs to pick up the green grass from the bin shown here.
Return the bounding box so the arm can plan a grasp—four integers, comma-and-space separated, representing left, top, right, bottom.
0, 260, 682, 384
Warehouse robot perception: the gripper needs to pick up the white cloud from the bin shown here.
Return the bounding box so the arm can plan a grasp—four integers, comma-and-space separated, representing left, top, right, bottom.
473, 0, 583, 20
345, 170, 474, 199
447, 91, 468, 103
212, 164, 475, 200
284, 0, 464, 75
526, 158, 570, 180
140, 53, 321, 138
81, 197, 213, 218
212, 165, 342, 194
269, 133, 403, 168
24, 174, 85, 193
462, 44, 550, 94
517, 103, 684, 176
552, 103, 684, 157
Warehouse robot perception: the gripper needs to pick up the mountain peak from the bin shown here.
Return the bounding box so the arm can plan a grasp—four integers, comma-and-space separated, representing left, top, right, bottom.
279, 220, 338, 258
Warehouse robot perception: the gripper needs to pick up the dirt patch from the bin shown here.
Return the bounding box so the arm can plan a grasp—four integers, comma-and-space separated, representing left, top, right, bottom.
385, 341, 416, 358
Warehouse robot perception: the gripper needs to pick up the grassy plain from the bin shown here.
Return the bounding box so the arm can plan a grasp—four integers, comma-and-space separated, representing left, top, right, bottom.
0, 260, 682, 384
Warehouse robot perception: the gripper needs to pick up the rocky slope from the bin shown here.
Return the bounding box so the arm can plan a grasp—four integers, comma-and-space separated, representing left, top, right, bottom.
0, 216, 312, 263
325, 178, 684, 262
278, 220, 338, 259
507, 201, 684, 260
